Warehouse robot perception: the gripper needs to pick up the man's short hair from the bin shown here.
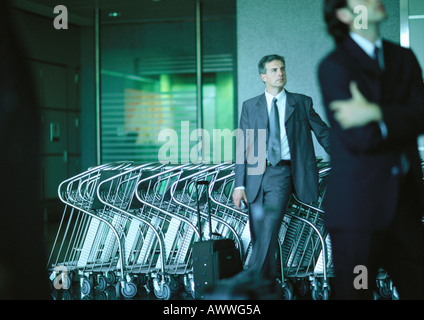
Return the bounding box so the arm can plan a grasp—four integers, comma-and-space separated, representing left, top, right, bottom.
258, 54, 285, 75
324, 0, 349, 44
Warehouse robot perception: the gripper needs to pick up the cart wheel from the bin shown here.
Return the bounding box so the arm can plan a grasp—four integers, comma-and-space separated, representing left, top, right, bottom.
53, 272, 72, 290
121, 282, 138, 299
176, 274, 185, 287
392, 287, 400, 300
379, 285, 392, 299
146, 278, 154, 293
154, 285, 164, 299
68, 271, 75, 283
168, 276, 181, 293
61, 290, 72, 300
50, 288, 59, 300
322, 287, 330, 300
63, 273, 72, 290
105, 271, 117, 285
183, 277, 193, 295
96, 275, 108, 292
162, 283, 172, 300
81, 277, 92, 296
295, 279, 309, 297
105, 285, 117, 300
281, 285, 294, 300
311, 288, 323, 300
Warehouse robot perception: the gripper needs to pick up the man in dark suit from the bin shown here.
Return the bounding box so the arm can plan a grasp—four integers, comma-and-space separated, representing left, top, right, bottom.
318, 0, 424, 299
232, 54, 330, 288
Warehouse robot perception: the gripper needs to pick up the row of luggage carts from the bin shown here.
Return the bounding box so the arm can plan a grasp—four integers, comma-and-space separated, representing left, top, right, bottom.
47, 161, 251, 300
46, 159, 399, 300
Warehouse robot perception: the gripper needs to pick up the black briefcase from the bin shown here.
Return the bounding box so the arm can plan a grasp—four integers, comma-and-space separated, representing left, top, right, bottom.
192, 181, 242, 299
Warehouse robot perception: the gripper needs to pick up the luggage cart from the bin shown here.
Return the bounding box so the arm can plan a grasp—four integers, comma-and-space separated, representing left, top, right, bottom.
206, 166, 251, 264
109, 162, 238, 299
47, 162, 120, 297
49, 160, 341, 301
118, 162, 206, 299
93, 162, 171, 298
169, 162, 244, 249
168, 163, 248, 293
129, 162, 234, 299
48, 162, 158, 299
277, 164, 333, 300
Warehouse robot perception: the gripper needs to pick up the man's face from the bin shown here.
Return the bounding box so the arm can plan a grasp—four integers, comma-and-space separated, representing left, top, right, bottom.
347, 0, 387, 25
260, 60, 287, 92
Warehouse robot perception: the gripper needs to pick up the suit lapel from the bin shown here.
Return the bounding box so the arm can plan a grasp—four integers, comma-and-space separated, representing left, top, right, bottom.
285, 91, 295, 123
342, 37, 383, 103
254, 93, 269, 130
255, 91, 296, 127
344, 37, 381, 75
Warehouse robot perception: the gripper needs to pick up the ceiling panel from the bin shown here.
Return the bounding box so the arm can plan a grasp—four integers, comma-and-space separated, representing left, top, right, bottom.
11, 0, 235, 26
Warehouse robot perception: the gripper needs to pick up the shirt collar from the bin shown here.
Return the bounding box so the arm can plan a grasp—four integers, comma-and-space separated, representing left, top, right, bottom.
349, 31, 383, 58
265, 88, 286, 106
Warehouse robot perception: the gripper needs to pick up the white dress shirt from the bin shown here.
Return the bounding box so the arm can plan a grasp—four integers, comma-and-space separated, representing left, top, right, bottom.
265, 88, 291, 160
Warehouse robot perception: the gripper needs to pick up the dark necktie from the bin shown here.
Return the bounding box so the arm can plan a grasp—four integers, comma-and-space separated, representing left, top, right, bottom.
267, 98, 281, 166
374, 46, 381, 69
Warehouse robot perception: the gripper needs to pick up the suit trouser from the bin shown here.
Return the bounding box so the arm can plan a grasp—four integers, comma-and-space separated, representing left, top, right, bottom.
329, 177, 424, 300
246, 164, 293, 281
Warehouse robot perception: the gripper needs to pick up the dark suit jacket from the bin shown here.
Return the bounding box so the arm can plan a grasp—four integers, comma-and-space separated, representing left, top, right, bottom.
234, 90, 330, 204
318, 36, 424, 231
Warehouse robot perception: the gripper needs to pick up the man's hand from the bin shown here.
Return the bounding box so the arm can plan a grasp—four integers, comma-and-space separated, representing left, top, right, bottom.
330, 82, 382, 129
233, 188, 248, 209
